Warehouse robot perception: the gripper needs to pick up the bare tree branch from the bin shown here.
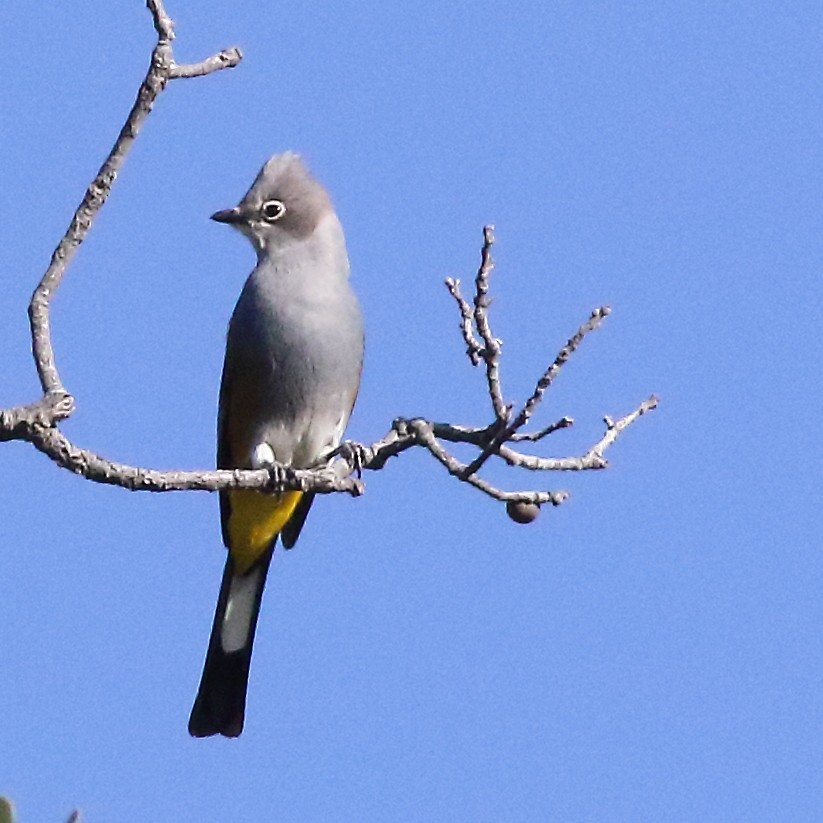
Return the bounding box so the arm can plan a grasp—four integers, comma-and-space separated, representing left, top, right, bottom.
471, 226, 509, 421
510, 416, 574, 442
445, 277, 483, 364
170, 48, 244, 79
0, 1, 657, 522
459, 305, 611, 480
24, 0, 240, 415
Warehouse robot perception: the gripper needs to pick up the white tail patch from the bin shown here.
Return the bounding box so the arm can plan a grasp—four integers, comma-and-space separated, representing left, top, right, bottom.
221, 566, 263, 654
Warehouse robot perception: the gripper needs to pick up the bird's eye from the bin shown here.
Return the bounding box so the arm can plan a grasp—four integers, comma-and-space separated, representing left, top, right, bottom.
260, 199, 286, 222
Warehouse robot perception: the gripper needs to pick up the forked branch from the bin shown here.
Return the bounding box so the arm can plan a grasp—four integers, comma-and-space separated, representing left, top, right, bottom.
0, 1, 657, 523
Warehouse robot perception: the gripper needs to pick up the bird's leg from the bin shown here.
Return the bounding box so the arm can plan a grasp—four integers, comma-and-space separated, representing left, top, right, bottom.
251, 442, 293, 493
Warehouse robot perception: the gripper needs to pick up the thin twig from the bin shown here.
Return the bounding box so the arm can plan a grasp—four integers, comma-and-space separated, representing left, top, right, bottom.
516, 306, 611, 431
510, 416, 574, 442
472, 226, 509, 421
584, 395, 659, 463
445, 277, 483, 364
460, 305, 611, 480
171, 47, 243, 78
406, 419, 568, 506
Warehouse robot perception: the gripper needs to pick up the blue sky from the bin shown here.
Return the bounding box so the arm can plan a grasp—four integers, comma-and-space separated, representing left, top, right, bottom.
1, 1, 821, 820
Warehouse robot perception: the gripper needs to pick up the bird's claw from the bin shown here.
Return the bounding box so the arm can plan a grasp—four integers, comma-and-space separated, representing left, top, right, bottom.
337, 440, 369, 478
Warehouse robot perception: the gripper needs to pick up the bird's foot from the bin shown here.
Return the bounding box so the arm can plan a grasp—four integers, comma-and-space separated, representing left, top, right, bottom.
337, 440, 370, 478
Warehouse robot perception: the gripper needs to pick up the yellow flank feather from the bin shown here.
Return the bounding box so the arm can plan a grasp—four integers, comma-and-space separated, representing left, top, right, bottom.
227, 489, 303, 574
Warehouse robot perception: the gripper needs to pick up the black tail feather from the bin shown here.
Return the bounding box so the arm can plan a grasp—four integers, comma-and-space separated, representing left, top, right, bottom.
188, 546, 274, 738
281, 492, 315, 549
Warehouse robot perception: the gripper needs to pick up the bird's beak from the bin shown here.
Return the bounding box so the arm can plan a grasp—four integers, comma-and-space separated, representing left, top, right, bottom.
210, 207, 243, 224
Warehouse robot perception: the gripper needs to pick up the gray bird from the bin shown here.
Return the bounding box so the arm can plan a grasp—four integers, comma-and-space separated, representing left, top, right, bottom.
189, 153, 364, 737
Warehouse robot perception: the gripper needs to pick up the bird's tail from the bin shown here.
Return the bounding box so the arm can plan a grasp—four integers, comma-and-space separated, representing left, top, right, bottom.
188, 546, 274, 738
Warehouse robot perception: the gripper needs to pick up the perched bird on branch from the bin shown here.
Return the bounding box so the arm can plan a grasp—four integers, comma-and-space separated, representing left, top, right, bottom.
189, 153, 364, 737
